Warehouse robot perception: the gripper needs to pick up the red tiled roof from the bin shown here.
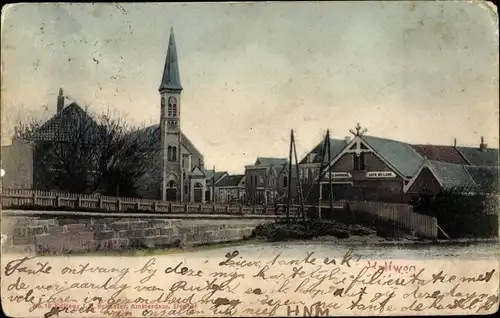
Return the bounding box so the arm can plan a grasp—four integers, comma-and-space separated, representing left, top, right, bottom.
411, 145, 468, 165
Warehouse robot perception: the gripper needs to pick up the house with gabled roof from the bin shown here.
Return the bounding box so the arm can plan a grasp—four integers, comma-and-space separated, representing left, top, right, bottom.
297, 124, 498, 204
205, 170, 229, 202
404, 160, 478, 195
215, 174, 246, 203
244, 157, 289, 204
0, 88, 105, 192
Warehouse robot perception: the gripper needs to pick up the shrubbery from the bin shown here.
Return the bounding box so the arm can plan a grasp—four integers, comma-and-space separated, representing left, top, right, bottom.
410, 187, 498, 238
253, 219, 375, 242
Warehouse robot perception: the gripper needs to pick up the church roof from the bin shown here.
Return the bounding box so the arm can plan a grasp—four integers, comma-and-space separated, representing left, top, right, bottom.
159, 27, 182, 91
132, 124, 204, 163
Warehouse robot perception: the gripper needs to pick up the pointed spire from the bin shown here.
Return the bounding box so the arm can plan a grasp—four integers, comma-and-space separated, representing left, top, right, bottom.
159, 27, 183, 92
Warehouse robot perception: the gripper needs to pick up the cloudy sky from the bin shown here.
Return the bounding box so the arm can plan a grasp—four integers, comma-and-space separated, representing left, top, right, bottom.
1, 2, 498, 173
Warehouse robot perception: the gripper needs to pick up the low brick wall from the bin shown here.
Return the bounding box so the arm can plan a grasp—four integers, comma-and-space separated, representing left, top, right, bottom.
1, 212, 277, 254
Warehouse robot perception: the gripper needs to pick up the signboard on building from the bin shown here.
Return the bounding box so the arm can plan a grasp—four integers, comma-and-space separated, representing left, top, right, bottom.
326, 172, 352, 179
366, 171, 396, 178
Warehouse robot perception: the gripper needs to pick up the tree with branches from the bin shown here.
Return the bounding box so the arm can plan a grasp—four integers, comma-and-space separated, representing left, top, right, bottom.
14, 104, 160, 197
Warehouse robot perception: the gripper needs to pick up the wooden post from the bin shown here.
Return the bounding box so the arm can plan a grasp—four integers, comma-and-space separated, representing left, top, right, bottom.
117, 199, 121, 212
286, 129, 293, 223
225, 206, 229, 214
327, 129, 333, 217
168, 203, 172, 213
212, 204, 216, 213
98, 197, 103, 209
153, 201, 158, 212
199, 204, 203, 213
76, 196, 81, 208
55, 196, 60, 208
292, 130, 306, 225
239, 205, 243, 215
317, 132, 329, 220
135, 202, 140, 211
32, 192, 37, 206
184, 203, 188, 213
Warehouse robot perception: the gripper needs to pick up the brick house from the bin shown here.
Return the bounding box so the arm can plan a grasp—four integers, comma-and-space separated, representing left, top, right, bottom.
244, 157, 289, 205
298, 125, 498, 204
215, 174, 246, 203
205, 170, 228, 202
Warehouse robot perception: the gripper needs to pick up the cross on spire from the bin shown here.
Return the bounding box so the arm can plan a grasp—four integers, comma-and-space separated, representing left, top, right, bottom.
349, 123, 367, 137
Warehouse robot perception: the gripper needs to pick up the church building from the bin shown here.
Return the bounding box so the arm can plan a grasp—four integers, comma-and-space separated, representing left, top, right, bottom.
136, 27, 209, 202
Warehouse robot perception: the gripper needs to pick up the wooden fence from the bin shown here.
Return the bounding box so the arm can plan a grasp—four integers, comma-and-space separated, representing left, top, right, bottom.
342, 200, 438, 239
0, 189, 278, 215
278, 200, 438, 239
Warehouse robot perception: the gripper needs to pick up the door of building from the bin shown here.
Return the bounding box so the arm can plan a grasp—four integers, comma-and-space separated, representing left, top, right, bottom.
166, 180, 177, 201
193, 183, 203, 203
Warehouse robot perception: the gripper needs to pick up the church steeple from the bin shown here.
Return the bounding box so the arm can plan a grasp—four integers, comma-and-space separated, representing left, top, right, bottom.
159, 27, 183, 92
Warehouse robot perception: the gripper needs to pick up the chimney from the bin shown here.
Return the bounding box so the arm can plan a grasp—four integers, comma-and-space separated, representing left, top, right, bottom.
345, 136, 351, 145
57, 88, 64, 113
479, 136, 487, 152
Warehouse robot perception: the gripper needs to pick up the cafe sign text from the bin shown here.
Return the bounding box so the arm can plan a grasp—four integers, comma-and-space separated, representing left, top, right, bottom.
366, 171, 396, 178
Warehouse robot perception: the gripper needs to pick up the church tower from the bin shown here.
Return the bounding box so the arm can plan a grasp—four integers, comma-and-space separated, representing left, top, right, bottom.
159, 27, 183, 201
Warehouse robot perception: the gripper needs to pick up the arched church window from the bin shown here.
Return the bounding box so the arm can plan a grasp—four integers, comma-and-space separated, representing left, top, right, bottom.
168, 97, 177, 118
167, 146, 172, 161
172, 146, 177, 162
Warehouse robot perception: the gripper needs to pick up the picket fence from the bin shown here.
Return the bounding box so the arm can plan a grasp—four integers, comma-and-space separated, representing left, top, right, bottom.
0, 189, 277, 215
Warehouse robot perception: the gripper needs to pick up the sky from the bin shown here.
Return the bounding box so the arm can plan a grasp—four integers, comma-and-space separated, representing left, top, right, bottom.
1, 2, 499, 174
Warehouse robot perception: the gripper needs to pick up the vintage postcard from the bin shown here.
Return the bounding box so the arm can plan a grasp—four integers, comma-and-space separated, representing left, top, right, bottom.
1, 2, 499, 317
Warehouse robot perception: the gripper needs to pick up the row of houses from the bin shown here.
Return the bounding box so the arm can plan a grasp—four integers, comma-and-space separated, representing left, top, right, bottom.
238, 127, 498, 205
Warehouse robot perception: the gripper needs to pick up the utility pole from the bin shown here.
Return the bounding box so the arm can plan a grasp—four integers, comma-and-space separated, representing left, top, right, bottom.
286, 129, 293, 223
292, 130, 306, 225
327, 129, 333, 216
212, 166, 216, 202
316, 132, 328, 220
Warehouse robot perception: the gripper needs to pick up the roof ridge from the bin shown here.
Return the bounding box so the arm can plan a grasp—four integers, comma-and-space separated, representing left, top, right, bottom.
462, 164, 479, 190
454, 147, 473, 165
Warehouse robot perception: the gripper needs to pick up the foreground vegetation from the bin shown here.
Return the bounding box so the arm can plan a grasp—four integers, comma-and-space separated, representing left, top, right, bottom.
252, 219, 377, 242
411, 187, 498, 239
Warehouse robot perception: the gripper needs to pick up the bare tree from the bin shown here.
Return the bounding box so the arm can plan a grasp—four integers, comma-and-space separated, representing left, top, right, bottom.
15, 105, 160, 197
